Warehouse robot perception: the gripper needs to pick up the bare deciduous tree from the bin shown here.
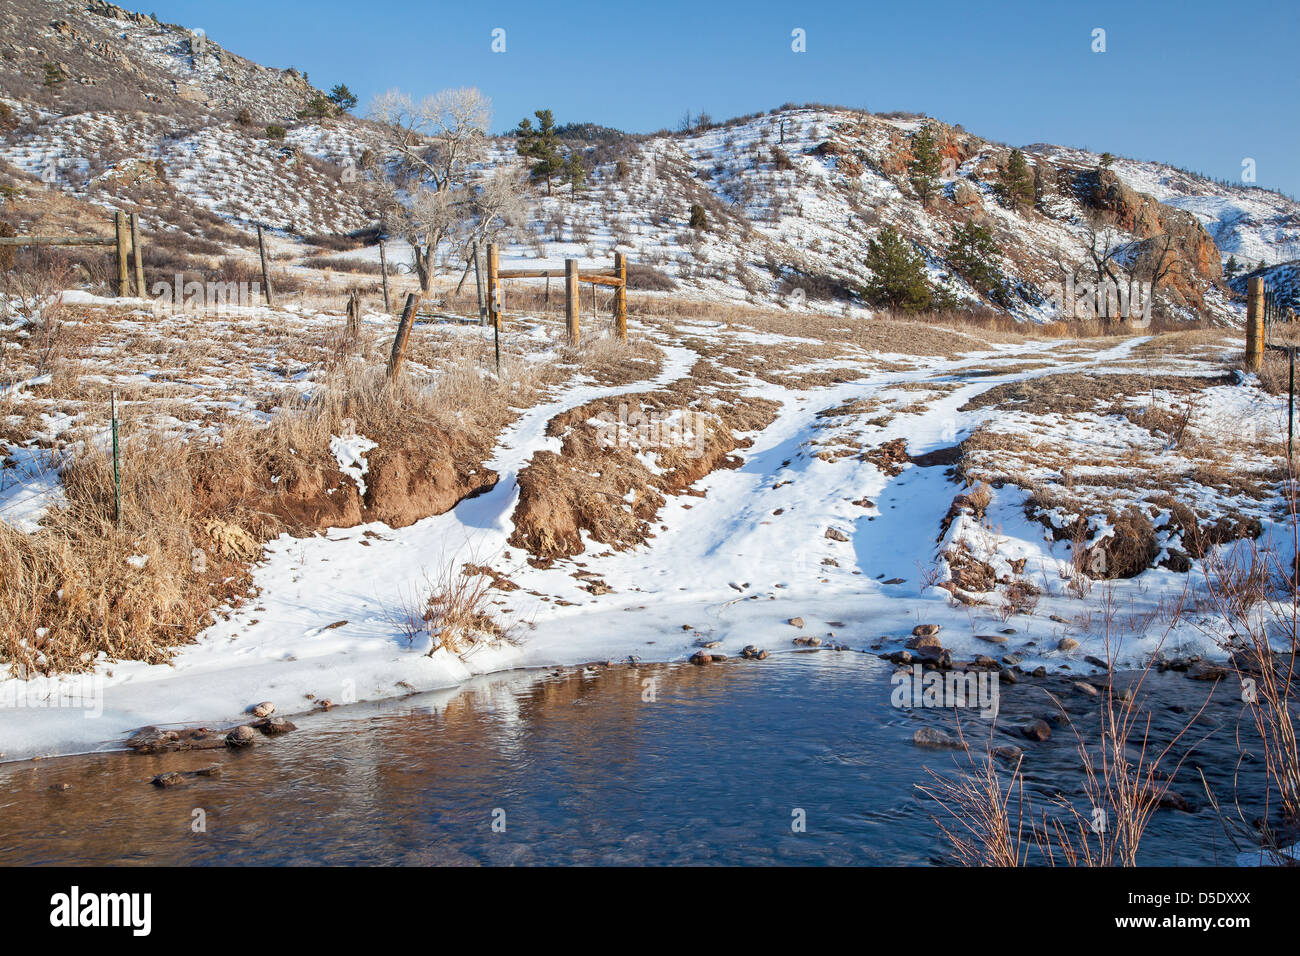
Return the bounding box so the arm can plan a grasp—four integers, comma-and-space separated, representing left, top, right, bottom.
369, 87, 494, 292
454, 167, 529, 294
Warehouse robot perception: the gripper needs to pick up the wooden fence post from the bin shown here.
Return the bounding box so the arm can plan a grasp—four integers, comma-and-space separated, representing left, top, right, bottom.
1247, 276, 1264, 372
378, 239, 392, 313
256, 224, 275, 307
387, 292, 420, 379
110, 391, 122, 531
565, 258, 579, 345
487, 243, 500, 329
346, 288, 361, 341
472, 240, 487, 325
488, 243, 501, 371
130, 213, 145, 297
114, 211, 130, 297
614, 252, 627, 341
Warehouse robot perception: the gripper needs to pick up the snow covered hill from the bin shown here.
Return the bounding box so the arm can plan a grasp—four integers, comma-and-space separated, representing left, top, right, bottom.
2, 0, 1298, 324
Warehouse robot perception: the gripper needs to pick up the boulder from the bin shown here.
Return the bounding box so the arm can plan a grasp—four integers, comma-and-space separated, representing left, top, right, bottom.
255, 717, 297, 736
913, 727, 963, 750
226, 725, 257, 748
1021, 719, 1052, 741
952, 179, 982, 208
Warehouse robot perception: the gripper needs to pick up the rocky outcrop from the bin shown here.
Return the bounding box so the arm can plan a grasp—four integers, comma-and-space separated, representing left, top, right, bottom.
1071, 168, 1224, 308
87, 1, 159, 27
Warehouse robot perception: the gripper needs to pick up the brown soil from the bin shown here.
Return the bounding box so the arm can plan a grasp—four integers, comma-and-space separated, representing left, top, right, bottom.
196, 426, 497, 536
959, 372, 1235, 414
862, 437, 911, 476
509, 359, 780, 563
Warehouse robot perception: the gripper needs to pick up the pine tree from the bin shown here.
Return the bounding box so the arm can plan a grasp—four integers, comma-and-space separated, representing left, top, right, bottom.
327, 84, 358, 114
1099, 151, 1115, 170
1225, 255, 1239, 278
298, 93, 335, 121
946, 221, 1003, 295
564, 152, 586, 196
908, 125, 942, 207
864, 226, 932, 313
516, 109, 564, 196
998, 148, 1035, 210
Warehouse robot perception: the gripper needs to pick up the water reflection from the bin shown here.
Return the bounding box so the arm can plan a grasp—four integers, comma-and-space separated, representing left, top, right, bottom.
0, 653, 1267, 865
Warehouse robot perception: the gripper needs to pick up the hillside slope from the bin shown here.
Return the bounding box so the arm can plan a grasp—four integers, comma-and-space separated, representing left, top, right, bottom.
2, 0, 1298, 321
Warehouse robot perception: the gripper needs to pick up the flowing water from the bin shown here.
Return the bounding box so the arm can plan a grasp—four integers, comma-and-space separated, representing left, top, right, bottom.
0, 653, 1268, 865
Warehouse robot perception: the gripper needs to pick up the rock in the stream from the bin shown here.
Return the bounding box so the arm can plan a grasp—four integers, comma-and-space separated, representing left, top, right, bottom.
1186, 661, 1229, 681
993, 745, 1023, 762
911, 624, 942, 639
255, 717, 297, 736
788, 617, 805, 628
248, 701, 276, 718
741, 645, 769, 660
1159, 790, 1192, 812
906, 633, 942, 650
225, 725, 257, 748
975, 633, 1008, 645
177, 729, 226, 751
127, 727, 180, 754
1058, 637, 1080, 652
689, 651, 713, 666
916, 645, 952, 667
913, 727, 963, 750
1072, 680, 1100, 697
1020, 719, 1053, 742
151, 772, 186, 789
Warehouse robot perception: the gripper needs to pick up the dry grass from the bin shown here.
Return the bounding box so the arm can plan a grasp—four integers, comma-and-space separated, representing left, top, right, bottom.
394, 554, 518, 656
923, 597, 1209, 866
1199, 500, 1300, 854
0, 348, 550, 674
918, 727, 1031, 866
0, 432, 248, 675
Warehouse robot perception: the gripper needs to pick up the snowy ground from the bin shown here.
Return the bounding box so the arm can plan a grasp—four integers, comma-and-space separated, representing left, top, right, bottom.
1, 301, 1292, 762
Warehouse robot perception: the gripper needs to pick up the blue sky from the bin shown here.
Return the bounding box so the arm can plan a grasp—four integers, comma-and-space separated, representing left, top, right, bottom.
146, 0, 1299, 195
